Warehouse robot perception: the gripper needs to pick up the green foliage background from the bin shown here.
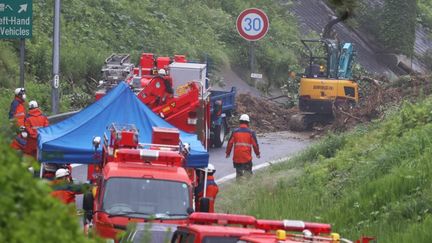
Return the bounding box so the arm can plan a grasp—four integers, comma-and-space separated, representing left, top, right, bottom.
355, 0, 417, 56
217, 98, 432, 242
417, 0, 432, 29
0, 136, 97, 243
0, 0, 302, 124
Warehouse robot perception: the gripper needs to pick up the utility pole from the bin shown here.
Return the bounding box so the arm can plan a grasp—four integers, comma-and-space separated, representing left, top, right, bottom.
51, 0, 60, 114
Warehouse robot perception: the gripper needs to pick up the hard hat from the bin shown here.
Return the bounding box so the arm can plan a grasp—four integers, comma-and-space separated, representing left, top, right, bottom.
158, 69, 167, 76
239, 114, 250, 122
198, 163, 216, 173
207, 163, 216, 173
29, 100, 38, 109
55, 168, 70, 179
14, 87, 25, 96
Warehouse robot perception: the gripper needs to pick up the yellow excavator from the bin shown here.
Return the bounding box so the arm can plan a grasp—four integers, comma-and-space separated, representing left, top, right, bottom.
290, 11, 358, 130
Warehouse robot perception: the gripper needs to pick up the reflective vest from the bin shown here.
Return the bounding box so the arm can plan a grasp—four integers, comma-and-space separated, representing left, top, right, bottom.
24, 108, 49, 157
9, 97, 26, 127
50, 180, 77, 204
195, 175, 219, 213
25, 108, 49, 138
226, 124, 260, 164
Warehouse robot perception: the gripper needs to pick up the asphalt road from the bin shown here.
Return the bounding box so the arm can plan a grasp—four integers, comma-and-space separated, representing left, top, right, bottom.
72, 131, 311, 209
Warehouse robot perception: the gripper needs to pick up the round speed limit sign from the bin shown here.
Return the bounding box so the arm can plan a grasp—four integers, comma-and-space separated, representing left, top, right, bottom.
236, 8, 269, 41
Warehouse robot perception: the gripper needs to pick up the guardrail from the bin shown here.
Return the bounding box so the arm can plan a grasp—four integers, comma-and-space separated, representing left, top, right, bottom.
48, 110, 80, 124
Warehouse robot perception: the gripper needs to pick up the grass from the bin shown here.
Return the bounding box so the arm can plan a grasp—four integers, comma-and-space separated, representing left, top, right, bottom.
217, 98, 432, 242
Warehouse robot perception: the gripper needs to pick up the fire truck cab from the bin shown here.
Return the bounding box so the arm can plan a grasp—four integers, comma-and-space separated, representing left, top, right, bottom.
171, 213, 265, 243
83, 124, 196, 239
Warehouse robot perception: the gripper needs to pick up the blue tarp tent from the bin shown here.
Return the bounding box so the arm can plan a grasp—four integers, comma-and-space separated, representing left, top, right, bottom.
37, 82, 208, 168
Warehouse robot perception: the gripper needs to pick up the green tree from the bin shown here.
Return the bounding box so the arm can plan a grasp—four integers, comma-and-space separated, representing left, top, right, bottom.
0, 136, 97, 243
381, 0, 417, 55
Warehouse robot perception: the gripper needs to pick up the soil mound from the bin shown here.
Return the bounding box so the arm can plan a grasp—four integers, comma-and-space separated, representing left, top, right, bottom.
230, 94, 296, 133
331, 75, 432, 131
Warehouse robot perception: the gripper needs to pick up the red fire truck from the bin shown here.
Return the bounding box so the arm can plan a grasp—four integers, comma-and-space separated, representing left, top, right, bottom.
82, 124, 207, 239
170, 213, 375, 243
96, 53, 236, 148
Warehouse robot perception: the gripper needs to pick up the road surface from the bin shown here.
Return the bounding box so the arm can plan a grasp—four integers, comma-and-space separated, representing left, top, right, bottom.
72, 131, 311, 209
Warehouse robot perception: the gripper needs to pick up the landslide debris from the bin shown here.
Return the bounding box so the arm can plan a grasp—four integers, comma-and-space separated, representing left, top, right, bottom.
229, 93, 296, 133
229, 75, 432, 135
331, 75, 432, 131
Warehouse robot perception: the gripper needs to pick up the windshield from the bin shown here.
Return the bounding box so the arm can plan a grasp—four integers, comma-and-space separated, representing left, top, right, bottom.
102, 178, 190, 219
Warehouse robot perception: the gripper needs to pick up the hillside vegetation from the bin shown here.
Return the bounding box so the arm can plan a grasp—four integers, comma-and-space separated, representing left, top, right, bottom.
0, 0, 301, 124
0, 134, 98, 242
217, 97, 432, 242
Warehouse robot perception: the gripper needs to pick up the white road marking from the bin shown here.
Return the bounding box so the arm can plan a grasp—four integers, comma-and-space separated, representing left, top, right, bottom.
70, 156, 291, 184
216, 156, 291, 184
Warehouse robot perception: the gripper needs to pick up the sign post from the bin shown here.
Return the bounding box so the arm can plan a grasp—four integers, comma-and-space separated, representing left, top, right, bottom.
0, 0, 33, 87
236, 8, 269, 84
52, 0, 60, 114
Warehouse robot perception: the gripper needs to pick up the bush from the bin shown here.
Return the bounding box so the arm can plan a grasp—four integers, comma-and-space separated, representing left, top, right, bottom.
217, 97, 432, 242
0, 136, 97, 243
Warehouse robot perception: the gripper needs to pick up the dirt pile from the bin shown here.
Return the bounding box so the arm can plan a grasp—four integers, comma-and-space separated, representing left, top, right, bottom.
230, 75, 432, 135
230, 94, 297, 133
331, 75, 432, 131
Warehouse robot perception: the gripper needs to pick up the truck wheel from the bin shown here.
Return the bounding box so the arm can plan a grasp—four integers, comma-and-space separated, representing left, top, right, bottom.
212, 119, 226, 148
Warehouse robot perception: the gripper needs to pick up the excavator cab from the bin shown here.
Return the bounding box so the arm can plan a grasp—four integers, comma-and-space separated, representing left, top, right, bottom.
302, 39, 333, 78
291, 11, 358, 131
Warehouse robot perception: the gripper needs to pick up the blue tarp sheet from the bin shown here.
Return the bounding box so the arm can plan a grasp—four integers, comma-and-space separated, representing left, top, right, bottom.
37, 82, 208, 168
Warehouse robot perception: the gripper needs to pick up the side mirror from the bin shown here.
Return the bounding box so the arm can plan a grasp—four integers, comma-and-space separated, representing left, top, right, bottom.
183, 142, 190, 154
92, 136, 101, 150
199, 197, 210, 213
187, 207, 194, 215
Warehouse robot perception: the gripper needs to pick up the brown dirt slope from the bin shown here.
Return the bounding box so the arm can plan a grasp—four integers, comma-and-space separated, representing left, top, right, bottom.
230, 94, 296, 133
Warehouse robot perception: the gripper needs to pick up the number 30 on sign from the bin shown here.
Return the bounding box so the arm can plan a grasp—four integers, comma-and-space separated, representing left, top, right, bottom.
236, 8, 269, 41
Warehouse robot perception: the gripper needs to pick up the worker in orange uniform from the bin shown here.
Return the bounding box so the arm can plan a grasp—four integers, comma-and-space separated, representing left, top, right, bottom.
195, 164, 219, 212
10, 126, 28, 151
9, 87, 27, 127
51, 168, 87, 204
226, 114, 260, 179
24, 100, 49, 157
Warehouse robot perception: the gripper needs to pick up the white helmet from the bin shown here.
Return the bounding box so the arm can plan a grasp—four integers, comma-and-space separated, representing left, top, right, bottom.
198, 163, 216, 173
55, 168, 70, 179
207, 163, 216, 173
29, 100, 38, 109
14, 87, 25, 96
158, 69, 167, 76
239, 114, 250, 122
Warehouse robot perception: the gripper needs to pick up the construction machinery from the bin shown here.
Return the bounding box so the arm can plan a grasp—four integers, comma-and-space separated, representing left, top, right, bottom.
290, 11, 358, 130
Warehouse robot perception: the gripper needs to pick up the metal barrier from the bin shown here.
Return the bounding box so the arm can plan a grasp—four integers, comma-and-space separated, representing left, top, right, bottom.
48, 110, 80, 124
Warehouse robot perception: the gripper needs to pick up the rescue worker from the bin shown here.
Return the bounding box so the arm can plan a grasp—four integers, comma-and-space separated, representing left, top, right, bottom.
9, 87, 27, 127
226, 114, 260, 179
158, 68, 174, 95
50, 168, 86, 204
24, 100, 49, 157
195, 164, 219, 212
10, 126, 28, 151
